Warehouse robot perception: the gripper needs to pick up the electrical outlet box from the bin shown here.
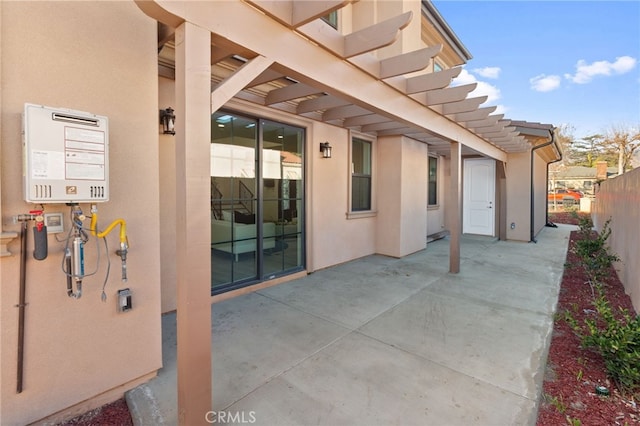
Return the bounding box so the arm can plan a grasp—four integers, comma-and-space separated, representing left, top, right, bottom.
117, 288, 132, 312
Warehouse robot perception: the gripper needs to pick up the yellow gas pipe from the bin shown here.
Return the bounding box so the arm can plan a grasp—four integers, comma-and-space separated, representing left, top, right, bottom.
90, 206, 129, 282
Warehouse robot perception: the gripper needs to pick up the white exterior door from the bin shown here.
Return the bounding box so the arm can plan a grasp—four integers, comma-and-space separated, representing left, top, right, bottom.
463, 159, 495, 236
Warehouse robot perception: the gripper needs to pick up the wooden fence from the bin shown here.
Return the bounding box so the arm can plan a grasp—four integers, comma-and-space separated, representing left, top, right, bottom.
593, 167, 640, 312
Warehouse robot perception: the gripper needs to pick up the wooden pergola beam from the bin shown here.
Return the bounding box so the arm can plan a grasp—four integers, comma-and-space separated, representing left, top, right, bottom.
245, 0, 352, 28
452, 106, 497, 122
379, 45, 442, 79
343, 114, 390, 127
322, 104, 371, 121
297, 95, 349, 114
441, 96, 487, 115
265, 82, 323, 105
344, 11, 413, 58
415, 83, 477, 106
404, 66, 462, 94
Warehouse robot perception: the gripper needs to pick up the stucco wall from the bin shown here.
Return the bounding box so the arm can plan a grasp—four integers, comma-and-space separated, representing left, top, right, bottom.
0, 2, 161, 424
376, 137, 428, 257
376, 136, 428, 257
159, 77, 178, 313
593, 168, 640, 312
532, 151, 549, 237
504, 149, 551, 242
505, 151, 531, 241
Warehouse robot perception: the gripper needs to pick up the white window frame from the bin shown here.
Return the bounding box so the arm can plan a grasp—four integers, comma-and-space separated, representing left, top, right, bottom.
428, 155, 439, 208
347, 131, 376, 219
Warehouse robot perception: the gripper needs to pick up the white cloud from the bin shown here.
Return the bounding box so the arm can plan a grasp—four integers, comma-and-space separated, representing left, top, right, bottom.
473, 80, 501, 104
473, 66, 501, 79
564, 56, 637, 84
530, 74, 561, 92
493, 104, 507, 115
451, 68, 476, 85
452, 69, 502, 104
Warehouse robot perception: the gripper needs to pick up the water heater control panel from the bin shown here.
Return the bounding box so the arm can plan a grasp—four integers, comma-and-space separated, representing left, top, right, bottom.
23, 103, 109, 203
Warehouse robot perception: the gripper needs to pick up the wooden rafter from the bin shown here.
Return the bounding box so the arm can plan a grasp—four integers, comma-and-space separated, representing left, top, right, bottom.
322, 104, 371, 121
361, 121, 411, 132
265, 82, 323, 105
404, 67, 462, 94
442, 96, 487, 115
463, 115, 505, 128
451, 106, 497, 122
414, 83, 477, 106
245, 0, 352, 28
344, 12, 413, 58
246, 69, 285, 88
343, 114, 390, 127
211, 45, 233, 65
297, 95, 350, 114
376, 126, 421, 136
211, 55, 274, 112
379, 45, 442, 79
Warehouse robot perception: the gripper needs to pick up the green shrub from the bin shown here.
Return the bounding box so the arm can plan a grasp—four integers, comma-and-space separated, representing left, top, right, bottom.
581, 293, 640, 395
572, 218, 619, 284
563, 218, 639, 396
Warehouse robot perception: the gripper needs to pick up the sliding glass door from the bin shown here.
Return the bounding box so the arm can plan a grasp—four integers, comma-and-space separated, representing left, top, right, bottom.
210, 111, 304, 294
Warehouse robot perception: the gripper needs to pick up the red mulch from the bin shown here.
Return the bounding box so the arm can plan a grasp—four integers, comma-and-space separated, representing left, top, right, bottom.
58, 211, 640, 425
537, 215, 639, 425
57, 398, 132, 426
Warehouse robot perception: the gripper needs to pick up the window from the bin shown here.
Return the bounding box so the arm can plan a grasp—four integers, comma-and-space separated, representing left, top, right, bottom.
211, 111, 305, 294
434, 62, 443, 72
321, 11, 338, 29
351, 137, 372, 211
428, 156, 438, 206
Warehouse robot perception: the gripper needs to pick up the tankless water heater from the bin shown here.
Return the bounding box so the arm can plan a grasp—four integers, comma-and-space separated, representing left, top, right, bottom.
23, 103, 109, 203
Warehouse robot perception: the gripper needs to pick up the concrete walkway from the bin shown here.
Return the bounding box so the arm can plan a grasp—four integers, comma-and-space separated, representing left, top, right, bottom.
127, 225, 574, 426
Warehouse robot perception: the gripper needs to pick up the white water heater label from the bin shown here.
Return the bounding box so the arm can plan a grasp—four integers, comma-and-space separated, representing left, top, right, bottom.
64, 126, 106, 180
30, 150, 65, 180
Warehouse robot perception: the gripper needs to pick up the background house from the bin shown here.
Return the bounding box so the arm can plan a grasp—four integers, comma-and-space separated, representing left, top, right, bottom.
0, 1, 560, 424
549, 162, 618, 196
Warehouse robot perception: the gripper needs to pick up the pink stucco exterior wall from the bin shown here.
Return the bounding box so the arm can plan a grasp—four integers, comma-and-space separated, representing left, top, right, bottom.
0, 3, 162, 424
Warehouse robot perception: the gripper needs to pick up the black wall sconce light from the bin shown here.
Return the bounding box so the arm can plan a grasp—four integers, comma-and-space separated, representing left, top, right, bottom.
319, 142, 332, 159
160, 107, 176, 135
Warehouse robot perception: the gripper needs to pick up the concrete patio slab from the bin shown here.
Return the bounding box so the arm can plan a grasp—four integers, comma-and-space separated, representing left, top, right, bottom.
225, 332, 535, 425
126, 224, 574, 426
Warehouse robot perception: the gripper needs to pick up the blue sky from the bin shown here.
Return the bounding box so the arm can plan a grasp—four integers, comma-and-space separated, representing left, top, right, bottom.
432, 1, 640, 139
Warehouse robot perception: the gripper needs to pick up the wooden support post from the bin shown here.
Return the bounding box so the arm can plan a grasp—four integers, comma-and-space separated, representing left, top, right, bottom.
174, 22, 212, 426
449, 141, 461, 273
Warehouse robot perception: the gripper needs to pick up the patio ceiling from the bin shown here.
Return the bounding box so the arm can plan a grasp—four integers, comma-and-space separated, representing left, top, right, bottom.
147, 0, 533, 158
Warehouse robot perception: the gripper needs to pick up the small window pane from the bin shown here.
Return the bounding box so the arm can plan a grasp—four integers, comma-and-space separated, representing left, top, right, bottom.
352, 138, 372, 211
428, 156, 438, 206
322, 11, 338, 29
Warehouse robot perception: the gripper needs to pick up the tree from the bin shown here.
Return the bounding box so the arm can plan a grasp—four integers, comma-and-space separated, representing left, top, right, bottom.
572, 134, 603, 167
550, 124, 577, 170
601, 125, 640, 174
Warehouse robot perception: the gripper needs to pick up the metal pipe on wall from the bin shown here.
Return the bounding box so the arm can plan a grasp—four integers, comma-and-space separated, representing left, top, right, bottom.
530, 129, 561, 243
17, 221, 28, 393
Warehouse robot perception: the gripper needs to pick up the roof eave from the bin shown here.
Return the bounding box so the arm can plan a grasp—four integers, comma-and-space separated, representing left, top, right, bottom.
421, 0, 472, 62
